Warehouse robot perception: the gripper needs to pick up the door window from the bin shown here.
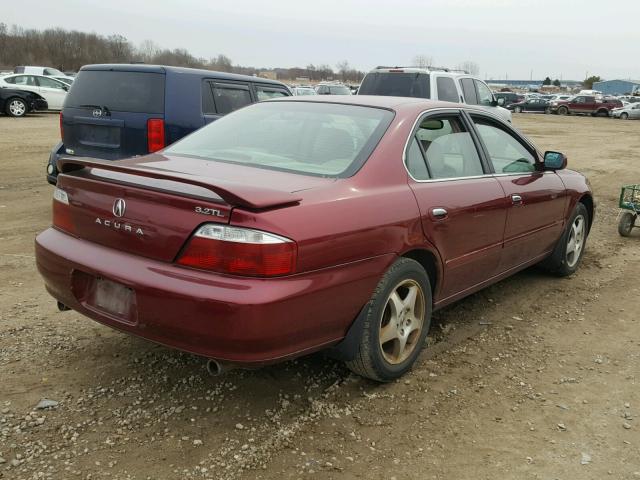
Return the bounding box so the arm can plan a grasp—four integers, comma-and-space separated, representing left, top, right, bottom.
202, 82, 216, 114
212, 84, 252, 115
460, 78, 478, 105
472, 117, 536, 174
475, 80, 494, 106
409, 115, 484, 180
37, 77, 66, 89
436, 77, 459, 103
9, 75, 37, 86
255, 86, 289, 101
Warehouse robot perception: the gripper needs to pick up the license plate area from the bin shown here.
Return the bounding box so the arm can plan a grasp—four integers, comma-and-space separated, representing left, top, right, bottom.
78, 124, 121, 148
74, 271, 137, 325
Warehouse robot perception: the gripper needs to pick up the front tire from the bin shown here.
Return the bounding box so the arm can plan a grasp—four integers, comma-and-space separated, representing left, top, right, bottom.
346, 258, 432, 382
618, 212, 636, 237
541, 203, 589, 276
6, 98, 27, 117
621, 112, 629, 120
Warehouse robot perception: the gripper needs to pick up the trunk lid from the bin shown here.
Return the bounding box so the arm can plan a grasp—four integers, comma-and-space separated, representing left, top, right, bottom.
62, 69, 165, 160
55, 156, 331, 262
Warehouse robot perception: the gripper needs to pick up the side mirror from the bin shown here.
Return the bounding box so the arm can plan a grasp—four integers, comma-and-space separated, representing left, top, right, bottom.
543, 151, 567, 170
496, 98, 505, 106
490, 99, 499, 107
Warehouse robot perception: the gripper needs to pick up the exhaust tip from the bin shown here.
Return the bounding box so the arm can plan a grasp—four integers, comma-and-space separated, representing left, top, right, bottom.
206, 359, 224, 377
57, 301, 70, 312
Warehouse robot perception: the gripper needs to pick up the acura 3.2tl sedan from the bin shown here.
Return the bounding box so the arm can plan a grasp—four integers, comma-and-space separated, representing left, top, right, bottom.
36, 96, 594, 382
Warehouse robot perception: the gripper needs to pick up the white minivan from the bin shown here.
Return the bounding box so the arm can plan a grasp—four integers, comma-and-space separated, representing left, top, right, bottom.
358, 66, 512, 123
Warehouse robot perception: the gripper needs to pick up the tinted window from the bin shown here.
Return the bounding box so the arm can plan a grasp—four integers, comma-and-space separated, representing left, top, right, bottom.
213, 84, 252, 114
165, 102, 394, 178
10, 75, 36, 86
475, 80, 494, 106
406, 137, 429, 180
202, 82, 216, 114
460, 78, 478, 104
65, 70, 165, 113
418, 116, 483, 179
358, 72, 430, 98
472, 118, 536, 173
255, 86, 289, 101
37, 77, 65, 89
436, 77, 459, 103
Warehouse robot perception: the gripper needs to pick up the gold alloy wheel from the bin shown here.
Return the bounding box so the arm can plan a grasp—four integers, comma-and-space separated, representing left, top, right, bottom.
378, 279, 426, 365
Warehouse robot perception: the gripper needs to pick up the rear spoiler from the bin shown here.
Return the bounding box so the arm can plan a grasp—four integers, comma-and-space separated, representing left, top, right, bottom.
57, 157, 302, 210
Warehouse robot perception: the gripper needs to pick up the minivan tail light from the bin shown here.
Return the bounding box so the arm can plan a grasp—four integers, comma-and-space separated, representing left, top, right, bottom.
59, 112, 63, 140
52, 188, 75, 234
177, 225, 297, 277
147, 118, 165, 153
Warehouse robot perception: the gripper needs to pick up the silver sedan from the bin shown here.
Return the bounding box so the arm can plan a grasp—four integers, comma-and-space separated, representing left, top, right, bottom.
611, 103, 640, 120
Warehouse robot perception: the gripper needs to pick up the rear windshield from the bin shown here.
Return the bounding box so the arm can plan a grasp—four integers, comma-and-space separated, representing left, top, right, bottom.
165, 101, 394, 178
358, 72, 430, 98
65, 70, 165, 113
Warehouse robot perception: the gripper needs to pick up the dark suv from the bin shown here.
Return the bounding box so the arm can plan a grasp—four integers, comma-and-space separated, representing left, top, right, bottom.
47, 64, 291, 184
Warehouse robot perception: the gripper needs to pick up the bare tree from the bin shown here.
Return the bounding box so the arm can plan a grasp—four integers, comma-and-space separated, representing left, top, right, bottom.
139, 39, 160, 63
336, 60, 350, 81
458, 61, 480, 75
412, 54, 433, 68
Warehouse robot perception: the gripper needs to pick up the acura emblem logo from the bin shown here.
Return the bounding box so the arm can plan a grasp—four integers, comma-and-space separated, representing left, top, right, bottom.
92, 108, 102, 117
113, 198, 126, 217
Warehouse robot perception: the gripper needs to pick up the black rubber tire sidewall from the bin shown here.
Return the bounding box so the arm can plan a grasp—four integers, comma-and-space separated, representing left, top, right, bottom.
346, 258, 432, 382
558, 106, 568, 115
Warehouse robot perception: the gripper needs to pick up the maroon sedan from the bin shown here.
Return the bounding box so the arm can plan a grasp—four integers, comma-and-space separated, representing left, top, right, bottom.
36, 96, 594, 382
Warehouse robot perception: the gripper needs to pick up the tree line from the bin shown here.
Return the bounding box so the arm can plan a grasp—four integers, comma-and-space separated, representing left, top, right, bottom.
0, 24, 366, 82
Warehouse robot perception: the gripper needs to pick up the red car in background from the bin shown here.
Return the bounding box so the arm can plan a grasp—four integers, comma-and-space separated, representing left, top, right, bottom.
35, 96, 594, 382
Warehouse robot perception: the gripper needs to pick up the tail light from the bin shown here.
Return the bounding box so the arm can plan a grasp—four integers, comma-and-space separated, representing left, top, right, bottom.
177, 224, 296, 277
52, 188, 75, 234
147, 118, 165, 153
59, 112, 63, 140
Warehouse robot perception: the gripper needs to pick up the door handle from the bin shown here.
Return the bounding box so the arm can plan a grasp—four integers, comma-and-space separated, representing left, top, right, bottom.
431, 207, 448, 218
511, 194, 523, 204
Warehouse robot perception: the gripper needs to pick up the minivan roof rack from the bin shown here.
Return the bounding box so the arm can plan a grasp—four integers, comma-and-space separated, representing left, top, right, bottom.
374, 65, 469, 74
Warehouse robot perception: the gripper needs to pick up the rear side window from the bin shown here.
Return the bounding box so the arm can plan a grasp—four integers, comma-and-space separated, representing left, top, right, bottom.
213, 83, 252, 115
358, 72, 430, 98
37, 77, 66, 89
255, 85, 289, 101
436, 77, 459, 103
415, 115, 484, 179
460, 78, 478, 104
202, 81, 216, 114
65, 71, 165, 113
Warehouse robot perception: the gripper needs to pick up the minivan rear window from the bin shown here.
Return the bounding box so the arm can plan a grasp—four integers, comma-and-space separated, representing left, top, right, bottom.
358, 72, 430, 98
65, 71, 165, 113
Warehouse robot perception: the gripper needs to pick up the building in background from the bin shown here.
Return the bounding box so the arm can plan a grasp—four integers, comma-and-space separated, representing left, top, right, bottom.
592, 79, 640, 96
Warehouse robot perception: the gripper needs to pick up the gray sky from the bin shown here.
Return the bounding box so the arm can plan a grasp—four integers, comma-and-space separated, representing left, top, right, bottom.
3, 0, 639, 80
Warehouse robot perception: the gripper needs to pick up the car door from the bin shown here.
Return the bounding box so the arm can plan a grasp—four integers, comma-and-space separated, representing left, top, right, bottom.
632, 104, 640, 119
405, 110, 508, 300
468, 112, 567, 273
35, 76, 67, 109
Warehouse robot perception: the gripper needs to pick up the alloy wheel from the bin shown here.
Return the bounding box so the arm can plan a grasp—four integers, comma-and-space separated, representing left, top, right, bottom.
378, 279, 425, 365
9, 100, 26, 117
566, 214, 586, 268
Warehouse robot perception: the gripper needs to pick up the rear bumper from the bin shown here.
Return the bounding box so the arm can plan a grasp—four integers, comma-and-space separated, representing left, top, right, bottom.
35, 228, 392, 364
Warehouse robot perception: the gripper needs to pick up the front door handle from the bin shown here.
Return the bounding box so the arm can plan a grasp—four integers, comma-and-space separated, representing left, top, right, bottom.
511, 194, 523, 204
431, 207, 448, 218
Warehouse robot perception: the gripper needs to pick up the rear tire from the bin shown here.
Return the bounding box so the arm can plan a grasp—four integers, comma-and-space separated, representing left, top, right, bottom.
346, 258, 432, 382
597, 109, 609, 117
6, 98, 27, 117
618, 212, 636, 237
558, 106, 569, 115
621, 112, 629, 120
541, 203, 589, 277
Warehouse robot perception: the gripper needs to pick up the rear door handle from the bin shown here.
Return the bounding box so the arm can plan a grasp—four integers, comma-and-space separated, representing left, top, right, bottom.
511, 194, 523, 205
431, 207, 448, 218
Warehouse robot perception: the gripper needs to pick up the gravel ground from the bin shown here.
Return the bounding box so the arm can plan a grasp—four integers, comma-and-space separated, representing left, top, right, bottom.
1, 112, 639, 479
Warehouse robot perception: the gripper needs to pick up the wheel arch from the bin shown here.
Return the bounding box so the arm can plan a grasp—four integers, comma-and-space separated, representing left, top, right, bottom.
401, 248, 440, 297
